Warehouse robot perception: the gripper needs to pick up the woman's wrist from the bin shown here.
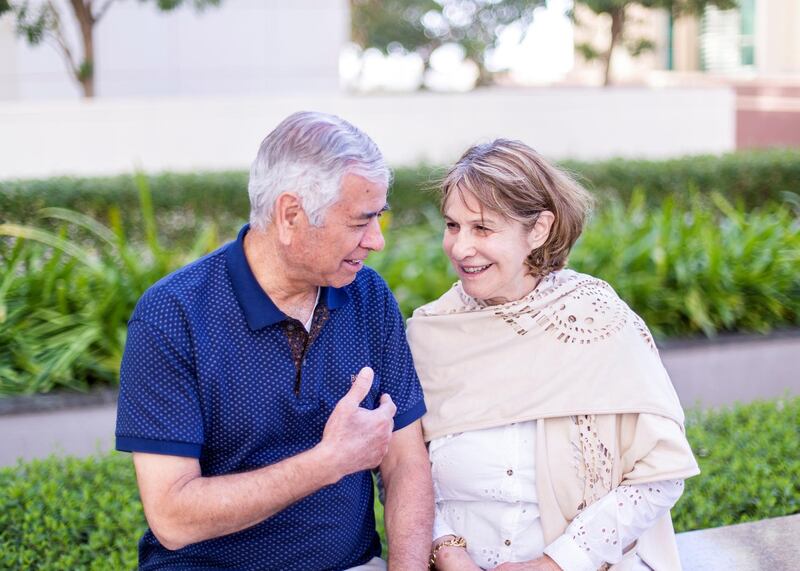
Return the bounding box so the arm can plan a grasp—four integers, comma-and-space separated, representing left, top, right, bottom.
432, 534, 456, 548
430, 535, 469, 569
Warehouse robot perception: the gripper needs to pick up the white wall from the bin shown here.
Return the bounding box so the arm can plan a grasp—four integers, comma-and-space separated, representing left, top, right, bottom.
0, 87, 735, 180
0, 0, 346, 101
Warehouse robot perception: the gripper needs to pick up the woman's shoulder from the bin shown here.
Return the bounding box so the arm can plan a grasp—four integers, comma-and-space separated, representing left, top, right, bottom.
410, 281, 480, 318
534, 269, 658, 349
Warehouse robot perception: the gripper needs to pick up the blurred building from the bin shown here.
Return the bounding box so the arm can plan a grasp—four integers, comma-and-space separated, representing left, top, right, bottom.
0, 0, 346, 100
671, 0, 800, 149
571, 0, 800, 149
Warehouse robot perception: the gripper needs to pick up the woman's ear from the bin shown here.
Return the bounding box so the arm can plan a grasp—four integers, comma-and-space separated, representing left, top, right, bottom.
528, 211, 555, 249
273, 192, 305, 245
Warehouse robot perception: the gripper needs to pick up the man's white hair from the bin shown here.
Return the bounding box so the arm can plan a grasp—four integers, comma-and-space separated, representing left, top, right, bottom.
248, 111, 391, 229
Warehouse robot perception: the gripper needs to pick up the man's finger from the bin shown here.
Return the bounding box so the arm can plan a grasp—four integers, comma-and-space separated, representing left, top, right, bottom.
343, 366, 374, 405
377, 393, 397, 418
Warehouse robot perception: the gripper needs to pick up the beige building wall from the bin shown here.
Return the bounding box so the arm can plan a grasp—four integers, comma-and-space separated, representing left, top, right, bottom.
668, 0, 800, 75
571, 0, 800, 77
0, 17, 18, 99
0, 0, 347, 101
671, 16, 700, 72
755, 0, 800, 74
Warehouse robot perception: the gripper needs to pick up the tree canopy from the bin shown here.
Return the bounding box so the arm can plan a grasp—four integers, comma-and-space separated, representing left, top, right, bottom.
350, 0, 543, 86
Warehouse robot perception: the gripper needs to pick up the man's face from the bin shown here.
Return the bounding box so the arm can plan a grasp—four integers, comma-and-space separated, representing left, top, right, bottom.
292, 173, 388, 288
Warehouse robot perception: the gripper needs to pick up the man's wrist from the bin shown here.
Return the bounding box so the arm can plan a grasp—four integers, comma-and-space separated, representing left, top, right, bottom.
305, 443, 343, 487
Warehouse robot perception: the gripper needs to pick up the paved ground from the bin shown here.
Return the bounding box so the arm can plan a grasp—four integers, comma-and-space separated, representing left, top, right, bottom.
1, 333, 798, 468
677, 513, 800, 570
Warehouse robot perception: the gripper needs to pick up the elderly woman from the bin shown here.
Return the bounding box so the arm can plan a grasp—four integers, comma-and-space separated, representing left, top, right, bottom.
406, 140, 699, 571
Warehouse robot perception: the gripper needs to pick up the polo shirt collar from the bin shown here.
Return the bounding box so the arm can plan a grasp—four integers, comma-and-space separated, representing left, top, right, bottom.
225, 224, 350, 331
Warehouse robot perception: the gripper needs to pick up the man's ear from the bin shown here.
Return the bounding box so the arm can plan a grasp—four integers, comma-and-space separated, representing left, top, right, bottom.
528, 210, 555, 249
273, 193, 306, 245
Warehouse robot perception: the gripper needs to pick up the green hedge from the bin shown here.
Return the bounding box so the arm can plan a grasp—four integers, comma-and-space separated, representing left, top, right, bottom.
2, 150, 799, 234
2, 397, 798, 568
675, 397, 800, 530
0, 453, 144, 570
0, 171, 249, 247
562, 149, 800, 206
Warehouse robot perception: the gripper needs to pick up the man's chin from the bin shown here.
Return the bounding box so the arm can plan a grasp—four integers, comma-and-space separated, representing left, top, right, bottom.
328, 271, 360, 289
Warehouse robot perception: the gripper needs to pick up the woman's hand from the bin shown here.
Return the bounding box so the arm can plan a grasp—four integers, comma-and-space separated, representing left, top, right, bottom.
431, 535, 482, 571
490, 555, 562, 571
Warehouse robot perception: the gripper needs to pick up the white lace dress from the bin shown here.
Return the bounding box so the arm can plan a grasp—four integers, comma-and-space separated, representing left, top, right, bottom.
430, 421, 684, 570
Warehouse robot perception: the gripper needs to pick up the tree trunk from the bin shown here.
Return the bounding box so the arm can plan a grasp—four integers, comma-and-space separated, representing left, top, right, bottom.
603, 7, 626, 87
69, 0, 96, 98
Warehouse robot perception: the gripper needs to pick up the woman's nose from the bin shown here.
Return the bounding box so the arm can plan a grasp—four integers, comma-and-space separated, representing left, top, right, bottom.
449, 231, 476, 259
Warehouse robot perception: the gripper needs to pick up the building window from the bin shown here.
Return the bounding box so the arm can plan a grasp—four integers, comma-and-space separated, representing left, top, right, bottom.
700, 0, 756, 72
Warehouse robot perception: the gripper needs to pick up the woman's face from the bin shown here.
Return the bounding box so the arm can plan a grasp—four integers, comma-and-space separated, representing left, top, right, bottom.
442, 189, 540, 305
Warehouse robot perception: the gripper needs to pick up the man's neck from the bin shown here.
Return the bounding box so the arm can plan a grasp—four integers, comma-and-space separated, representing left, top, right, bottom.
243, 228, 319, 323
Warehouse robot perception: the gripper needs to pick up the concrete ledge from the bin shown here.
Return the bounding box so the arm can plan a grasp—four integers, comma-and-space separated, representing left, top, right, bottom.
660, 330, 800, 409
677, 514, 800, 570
0, 387, 118, 416
0, 87, 735, 179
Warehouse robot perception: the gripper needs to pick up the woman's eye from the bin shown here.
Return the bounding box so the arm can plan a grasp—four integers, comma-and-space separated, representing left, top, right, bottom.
445, 222, 458, 230
475, 226, 492, 234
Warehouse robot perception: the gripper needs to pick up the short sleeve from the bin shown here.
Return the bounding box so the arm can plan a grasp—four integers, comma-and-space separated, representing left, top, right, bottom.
115, 318, 204, 458
379, 289, 426, 431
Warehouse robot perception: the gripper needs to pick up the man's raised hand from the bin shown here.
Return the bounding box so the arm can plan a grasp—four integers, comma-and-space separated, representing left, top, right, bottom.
319, 367, 397, 480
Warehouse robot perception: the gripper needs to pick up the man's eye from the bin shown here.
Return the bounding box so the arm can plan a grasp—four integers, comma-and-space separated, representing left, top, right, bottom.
475, 226, 491, 234
445, 222, 458, 230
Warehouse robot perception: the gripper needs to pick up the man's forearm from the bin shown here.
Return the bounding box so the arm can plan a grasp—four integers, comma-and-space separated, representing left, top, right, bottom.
136, 444, 341, 550
382, 451, 434, 569
383, 460, 434, 569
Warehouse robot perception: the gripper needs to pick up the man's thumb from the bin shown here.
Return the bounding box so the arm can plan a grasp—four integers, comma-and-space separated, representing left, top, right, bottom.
345, 366, 374, 404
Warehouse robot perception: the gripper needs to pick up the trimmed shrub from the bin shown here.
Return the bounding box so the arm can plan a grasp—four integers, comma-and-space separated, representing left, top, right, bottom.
563, 149, 800, 206
2, 150, 799, 233
0, 398, 797, 566
674, 396, 800, 531
0, 171, 248, 247
0, 453, 144, 570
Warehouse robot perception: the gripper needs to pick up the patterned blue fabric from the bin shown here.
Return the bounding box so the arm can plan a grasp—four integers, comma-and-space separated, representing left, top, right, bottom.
116, 224, 426, 570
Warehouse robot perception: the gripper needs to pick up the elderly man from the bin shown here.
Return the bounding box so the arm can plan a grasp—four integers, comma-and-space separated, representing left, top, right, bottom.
115, 111, 433, 570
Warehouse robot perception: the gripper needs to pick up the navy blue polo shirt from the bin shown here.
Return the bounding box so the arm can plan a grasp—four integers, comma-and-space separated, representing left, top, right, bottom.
116, 224, 426, 571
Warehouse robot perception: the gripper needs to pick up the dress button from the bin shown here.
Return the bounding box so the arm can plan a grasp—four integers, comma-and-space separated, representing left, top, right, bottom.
506, 469, 514, 476
504, 539, 511, 546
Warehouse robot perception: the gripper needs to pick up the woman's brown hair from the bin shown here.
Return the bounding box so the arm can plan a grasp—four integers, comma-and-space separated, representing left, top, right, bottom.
441, 139, 593, 278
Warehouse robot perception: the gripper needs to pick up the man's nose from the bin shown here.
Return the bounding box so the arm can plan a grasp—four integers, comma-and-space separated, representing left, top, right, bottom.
361, 218, 385, 252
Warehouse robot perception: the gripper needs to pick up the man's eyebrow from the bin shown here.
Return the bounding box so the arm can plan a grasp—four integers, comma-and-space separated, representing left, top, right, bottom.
355, 204, 390, 219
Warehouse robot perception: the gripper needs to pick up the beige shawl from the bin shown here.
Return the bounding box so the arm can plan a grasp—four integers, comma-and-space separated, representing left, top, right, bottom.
407, 270, 700, 570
